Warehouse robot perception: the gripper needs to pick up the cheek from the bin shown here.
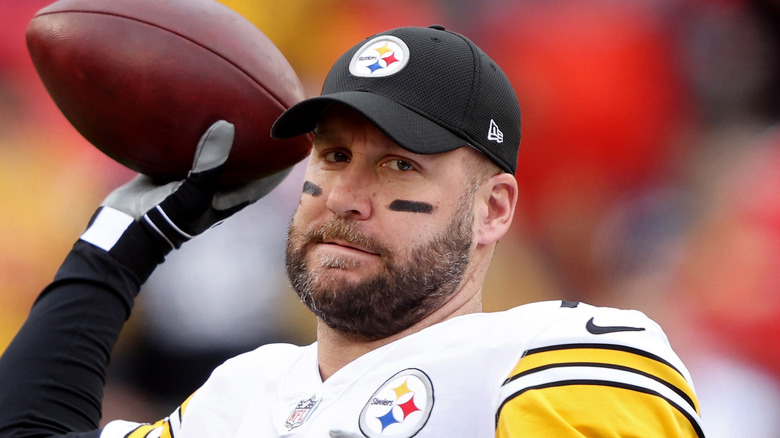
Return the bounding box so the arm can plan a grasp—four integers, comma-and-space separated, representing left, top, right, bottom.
295, 190, 322, 216
380, 211, 446, 247
292, 182, 327, 225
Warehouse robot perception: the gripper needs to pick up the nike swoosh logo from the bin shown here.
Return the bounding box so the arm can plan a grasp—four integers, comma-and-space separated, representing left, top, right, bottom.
586, 317, 646, 335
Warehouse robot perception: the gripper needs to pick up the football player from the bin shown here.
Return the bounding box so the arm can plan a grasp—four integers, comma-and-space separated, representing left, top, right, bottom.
0, 25, 704, 437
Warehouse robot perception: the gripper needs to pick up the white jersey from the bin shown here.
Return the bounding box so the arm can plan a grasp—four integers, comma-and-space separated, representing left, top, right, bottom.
101, 301, 704, 437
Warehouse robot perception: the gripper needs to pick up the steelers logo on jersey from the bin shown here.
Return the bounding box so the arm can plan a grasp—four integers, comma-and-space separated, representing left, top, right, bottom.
358, 368, 434, 438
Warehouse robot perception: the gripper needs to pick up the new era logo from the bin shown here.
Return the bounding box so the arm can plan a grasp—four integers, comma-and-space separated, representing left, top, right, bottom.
487, 119, 503, 143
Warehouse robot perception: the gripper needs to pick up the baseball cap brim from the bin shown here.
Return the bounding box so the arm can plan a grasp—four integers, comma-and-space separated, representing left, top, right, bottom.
271, 91, 469, 156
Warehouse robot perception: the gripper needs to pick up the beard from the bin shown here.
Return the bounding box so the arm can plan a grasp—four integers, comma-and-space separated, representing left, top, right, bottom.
285, 195, 475, 341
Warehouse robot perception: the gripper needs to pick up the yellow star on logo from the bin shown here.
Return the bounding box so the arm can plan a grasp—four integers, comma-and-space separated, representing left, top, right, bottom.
392, 379, 413, 399
374, 43, 393, 57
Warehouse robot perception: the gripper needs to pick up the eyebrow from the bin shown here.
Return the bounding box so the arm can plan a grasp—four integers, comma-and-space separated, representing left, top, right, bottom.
302, 181, 323, 197
388, 200, 434, 214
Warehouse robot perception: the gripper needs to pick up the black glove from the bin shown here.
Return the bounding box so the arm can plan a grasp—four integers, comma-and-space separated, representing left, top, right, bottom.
79, 120, 290, 282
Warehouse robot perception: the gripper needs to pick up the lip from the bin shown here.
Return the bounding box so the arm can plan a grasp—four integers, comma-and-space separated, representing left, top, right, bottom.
322, 239, 379, 256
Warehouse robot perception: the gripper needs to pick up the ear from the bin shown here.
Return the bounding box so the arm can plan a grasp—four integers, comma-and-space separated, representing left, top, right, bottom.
475, 173, 518, 245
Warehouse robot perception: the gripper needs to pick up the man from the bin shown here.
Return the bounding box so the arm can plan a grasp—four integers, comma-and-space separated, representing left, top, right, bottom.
0, 25, 704, 437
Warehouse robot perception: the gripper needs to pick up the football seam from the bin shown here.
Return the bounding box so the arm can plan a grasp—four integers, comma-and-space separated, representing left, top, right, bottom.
33, 9, 292, 111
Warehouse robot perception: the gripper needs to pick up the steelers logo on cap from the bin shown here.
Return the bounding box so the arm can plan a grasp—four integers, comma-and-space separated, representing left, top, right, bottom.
349, 35, 410, 78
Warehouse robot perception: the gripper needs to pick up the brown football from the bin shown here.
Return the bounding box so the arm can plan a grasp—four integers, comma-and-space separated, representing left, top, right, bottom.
26, 0, 312, 186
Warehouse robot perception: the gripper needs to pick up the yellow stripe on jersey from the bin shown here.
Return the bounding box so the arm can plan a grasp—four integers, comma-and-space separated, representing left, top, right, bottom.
496, 343, 704, 437
124, 393, 195, 438
506, 343, 700, 414
496, 383, 702, 437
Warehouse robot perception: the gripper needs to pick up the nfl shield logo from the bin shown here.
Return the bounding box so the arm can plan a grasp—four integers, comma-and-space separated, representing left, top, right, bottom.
285, 395, 321, 431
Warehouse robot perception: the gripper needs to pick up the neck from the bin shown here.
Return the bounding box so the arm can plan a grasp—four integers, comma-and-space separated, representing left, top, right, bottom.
316, 254, 489, 381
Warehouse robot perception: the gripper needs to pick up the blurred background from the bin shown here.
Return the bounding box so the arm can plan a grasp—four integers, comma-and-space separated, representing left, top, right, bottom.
1, 0, 779, 435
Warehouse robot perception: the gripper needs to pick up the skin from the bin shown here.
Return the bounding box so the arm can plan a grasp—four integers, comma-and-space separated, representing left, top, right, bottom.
285, 104, 518, 381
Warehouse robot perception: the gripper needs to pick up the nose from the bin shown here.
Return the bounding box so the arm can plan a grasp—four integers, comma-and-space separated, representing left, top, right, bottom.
325, 164, 373, 220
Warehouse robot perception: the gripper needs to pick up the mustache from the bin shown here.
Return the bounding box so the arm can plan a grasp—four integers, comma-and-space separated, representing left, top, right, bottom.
300, 217, 391, 257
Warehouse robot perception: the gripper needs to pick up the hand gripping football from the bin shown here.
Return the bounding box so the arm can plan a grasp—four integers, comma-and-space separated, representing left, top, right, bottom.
26, 0, 312, 186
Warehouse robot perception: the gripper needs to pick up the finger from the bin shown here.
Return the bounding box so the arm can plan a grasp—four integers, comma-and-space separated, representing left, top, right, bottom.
190, 120, 234, 174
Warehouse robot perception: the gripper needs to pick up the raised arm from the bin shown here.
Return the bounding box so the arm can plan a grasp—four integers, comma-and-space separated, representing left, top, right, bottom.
0, 121, 289, 437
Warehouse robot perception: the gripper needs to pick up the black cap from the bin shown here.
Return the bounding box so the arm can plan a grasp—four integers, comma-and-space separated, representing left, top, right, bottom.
271, 25, 521, 174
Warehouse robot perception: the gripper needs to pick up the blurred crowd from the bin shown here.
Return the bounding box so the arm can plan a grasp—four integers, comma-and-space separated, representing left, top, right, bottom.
1, 0, 779, 436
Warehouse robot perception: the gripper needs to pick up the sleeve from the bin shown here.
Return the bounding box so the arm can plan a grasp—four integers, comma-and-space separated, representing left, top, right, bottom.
495, 302, 705, 437
0, 241, 141, 438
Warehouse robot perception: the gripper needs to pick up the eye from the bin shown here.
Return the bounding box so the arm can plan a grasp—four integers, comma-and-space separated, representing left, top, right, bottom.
323, 150, 350, 163
385, 158, 415, 172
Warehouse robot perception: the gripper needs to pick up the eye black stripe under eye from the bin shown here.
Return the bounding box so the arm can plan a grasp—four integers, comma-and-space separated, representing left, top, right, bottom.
303, 181, 322, 197
388, 200, 434, 214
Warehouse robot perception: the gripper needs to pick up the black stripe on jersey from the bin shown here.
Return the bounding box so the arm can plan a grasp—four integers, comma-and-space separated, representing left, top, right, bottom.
504, 361, 697, 413
495, 379, 705, 438
519, 342, 686, 379
176, 404, 184, 430
166, 419, 175, 438
560, 300, 580, 308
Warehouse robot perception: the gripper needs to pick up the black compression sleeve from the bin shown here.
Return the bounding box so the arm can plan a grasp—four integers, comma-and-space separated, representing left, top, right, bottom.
0, 241, 141, 438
